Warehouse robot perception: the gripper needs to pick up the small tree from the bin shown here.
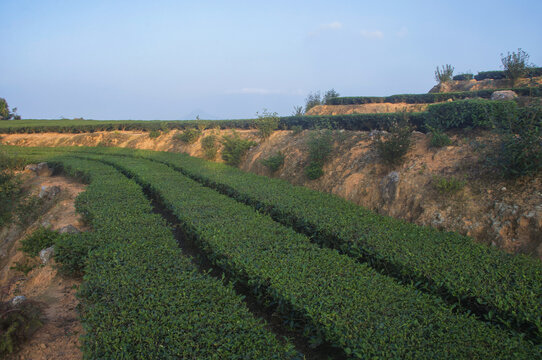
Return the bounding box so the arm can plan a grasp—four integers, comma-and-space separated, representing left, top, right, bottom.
304, 91, 322, 113
0, 98, 10, 120
434, 64, 454, 84
254, 109, 279, 139
501, 48, 532, 86
323, 89, 340, 104
292, 106, 304, 116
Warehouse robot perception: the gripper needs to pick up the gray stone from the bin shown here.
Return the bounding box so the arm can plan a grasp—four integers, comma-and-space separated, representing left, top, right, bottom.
491, 90, 518, 101
381, 171, 400, 204
10, 296, 26, 307
39, 246, 55, 264
36, 162, 53, 177
39, 185, 61, 199
58, 225, 80, 234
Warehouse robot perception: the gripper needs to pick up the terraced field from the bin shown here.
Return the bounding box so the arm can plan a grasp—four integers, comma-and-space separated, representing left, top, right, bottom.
5, 145, 542, 359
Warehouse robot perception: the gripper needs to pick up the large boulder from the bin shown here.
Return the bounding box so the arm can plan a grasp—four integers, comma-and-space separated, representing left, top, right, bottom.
491, 90, 518, 101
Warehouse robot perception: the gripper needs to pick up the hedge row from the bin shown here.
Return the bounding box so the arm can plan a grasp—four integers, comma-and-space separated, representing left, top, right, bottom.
326, 86, 542, 105
452, 73, 474, 81
31, 154, 298, 359
90, 148, 542, 340
475, 68, 542, 81
82, 153, 539, 359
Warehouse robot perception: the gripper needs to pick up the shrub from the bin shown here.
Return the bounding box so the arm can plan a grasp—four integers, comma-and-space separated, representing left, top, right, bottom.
488, 105, 542, 178
305, 130, 333, 179
304, 162, 324, 180
374, 115, 412, 166
175, 128, 201, 144
501, 48, 532, 86
20, 227, 60, 257
201, 135, 218, 160
428, 127, 452, 148
148, 130, 160, 139
453, 73, 474, 81
0, 301, 42, 356
435, 64, 454, 84
220, 131, 255, 167
432, 175, 466, 194
254, 109, 279, 139
260, 152, 285, 173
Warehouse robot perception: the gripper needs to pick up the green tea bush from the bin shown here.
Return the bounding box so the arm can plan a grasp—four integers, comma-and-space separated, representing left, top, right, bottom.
304, 130, 333, 179
488, 105, 542, 178
220, 131, 255, 167
374, 116, 412, 166
432, 175, 466, 194
254, 109, 279, 139
21, 227, 59, 257
175, 128, 202, 144
260, 152, 285, 173
201, 135, 218, 160
453, 73, 474, 81
426, 99, 518, 130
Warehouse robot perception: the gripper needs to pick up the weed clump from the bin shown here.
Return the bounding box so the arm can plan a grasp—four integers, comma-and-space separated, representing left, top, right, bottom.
432, 175, 466, 194
0, 301, 42, 356
254, 109, 279, 139
21, 227, 60, 257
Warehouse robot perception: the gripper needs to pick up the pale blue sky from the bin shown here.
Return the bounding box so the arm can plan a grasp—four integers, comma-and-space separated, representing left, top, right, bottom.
1, 0, 541, 119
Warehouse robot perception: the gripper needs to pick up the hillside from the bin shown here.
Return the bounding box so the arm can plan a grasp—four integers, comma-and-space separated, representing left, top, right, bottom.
2, 128, 540, 260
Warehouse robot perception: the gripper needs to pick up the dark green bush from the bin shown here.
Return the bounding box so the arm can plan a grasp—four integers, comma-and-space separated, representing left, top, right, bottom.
304, 162, 324, 180
200, 135, 218, 160
475, 67, 542, 81
175, 128, 202, 144
254, 109, 279, 139
0, 171, 22, 227
220, 131, 255, 167
148, 130, 160, 139
260, 152, 285, 173
374, 116, 412, 166
20, 227, 59, 257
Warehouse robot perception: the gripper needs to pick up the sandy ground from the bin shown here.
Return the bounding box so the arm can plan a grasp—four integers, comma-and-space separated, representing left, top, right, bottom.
1, 171, 86, 360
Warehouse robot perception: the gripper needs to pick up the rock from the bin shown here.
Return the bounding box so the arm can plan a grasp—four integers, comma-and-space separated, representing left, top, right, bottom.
491, 90, 518, 101
39, 185, 61, 199
24, 164, 38, 172
381, 171, 400, 204
39, 246, 55, 264
59, 225, 80, 234
36, 162, 53, 176
10, 296, 26, 307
